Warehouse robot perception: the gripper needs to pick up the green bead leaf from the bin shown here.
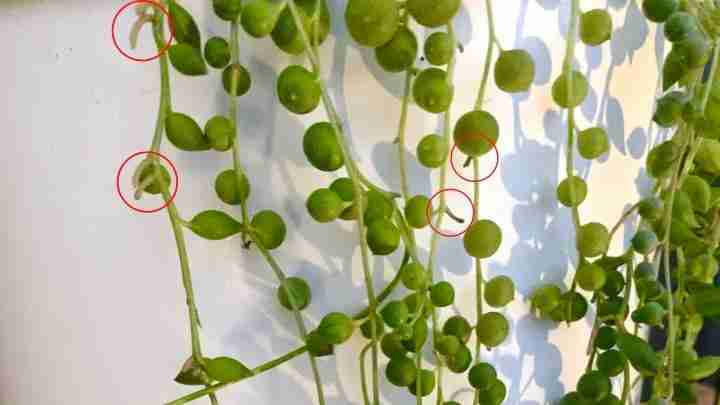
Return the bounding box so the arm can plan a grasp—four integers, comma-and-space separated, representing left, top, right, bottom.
205, 356, 253, 383
168, 43, 208, 76
174, 356, 210, 386
169, 2, 202, 48
662, 48, 687, 91
189, 210, 243, 240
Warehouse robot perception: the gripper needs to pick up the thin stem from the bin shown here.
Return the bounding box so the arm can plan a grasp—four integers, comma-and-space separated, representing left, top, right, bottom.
425, 24, 458, 405
700, 43, 720, 113
150, 7, 171, 152
164, 345, 309, 405
608, 202, 641, 244
474, 0, 497, 110
397, 70, 413, 201
621, 362, 631, 403
226, 19, 325, 405
147, 10, 216, 405
564, 0, 582, 231
228, 21, 251, 245
472, 158, 483, 405
658, 131, 693, 402
360, 343, 373, 405
249, 231, 326, 405
284, 4, 379, 404
352, 251, 409, 320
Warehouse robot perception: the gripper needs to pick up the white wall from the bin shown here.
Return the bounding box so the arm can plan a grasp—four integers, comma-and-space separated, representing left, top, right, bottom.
0, 0, 664, 404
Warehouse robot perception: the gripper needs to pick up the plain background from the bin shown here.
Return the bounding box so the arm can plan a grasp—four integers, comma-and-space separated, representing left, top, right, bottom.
1, 0, 668, 404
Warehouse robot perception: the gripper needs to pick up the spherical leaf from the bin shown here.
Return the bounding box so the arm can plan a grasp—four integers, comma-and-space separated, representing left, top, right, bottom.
277, 277, 311, 311
366, 219, 401, 255
345, 0, 399, 47
463, 219, 502, 258
277, 65, 321, 114
250, 210, 286, 249
576, 222, 610, 258
214, 169, 250, 205
222, 63, 251, 96
484, 275, 515, 308
204, 37, 231, 69
417, 134, 448, 168
306, 188, 343, 223
375, 27, 418, 72
551, 71, 589, 108
424, 32, 454, 66
204, 115, 235, 151
494, 49, 535, 93
453, 110, 499, 157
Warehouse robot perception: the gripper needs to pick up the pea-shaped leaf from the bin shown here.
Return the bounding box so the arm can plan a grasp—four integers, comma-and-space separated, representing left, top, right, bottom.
680, 356, 720, 381
168, 43, 208, 76
169, 2, 201, 48
189, 210, 243, 240
165, 112, 211, 151
205, 356, 252, 383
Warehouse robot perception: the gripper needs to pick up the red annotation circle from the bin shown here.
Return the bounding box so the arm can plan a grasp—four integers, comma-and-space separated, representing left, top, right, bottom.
116, 150, 179, 213
111, 0, 175, 62
450, 134, 500, 183
426, 188, 476, 237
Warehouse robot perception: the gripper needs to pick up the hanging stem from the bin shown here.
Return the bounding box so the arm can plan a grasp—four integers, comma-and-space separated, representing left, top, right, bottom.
284, 3, 380, 404
224, 18, 326, 405
145, 8, 217, 405
474, 0, 498, 110
472, 158, 484, 405
397, 70, 413, 201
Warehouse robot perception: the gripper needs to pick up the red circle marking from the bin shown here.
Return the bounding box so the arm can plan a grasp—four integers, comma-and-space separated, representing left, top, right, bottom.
115, 150, 179, 213
425, 188, 476, 237
111, 0, 175, 62
450, 133, 500, 183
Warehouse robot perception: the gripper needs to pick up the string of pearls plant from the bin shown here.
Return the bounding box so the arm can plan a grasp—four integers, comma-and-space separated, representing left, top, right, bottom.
125, 1, 720, 405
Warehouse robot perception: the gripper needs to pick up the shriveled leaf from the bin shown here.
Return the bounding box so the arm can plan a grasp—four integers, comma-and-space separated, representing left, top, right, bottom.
174, 356, 210, 386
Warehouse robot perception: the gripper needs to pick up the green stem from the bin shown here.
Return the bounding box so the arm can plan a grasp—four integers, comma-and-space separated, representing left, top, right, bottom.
700, 43, 720, 114
360, 343, 373, 405
284, 4, 380, 404
608, 202, 641, 244
621, 362, 631, 404
474, 0, 497, 111
248, 231, 326, 405
658, 131, 693, 402
397, 70, 413, 201
150, 7, 171, 153
226, 19, 325, 405
425, 24, 457, 405
352, 251, 409, 320
472, 158, 483, 405
148, 10, 216, 405
564, 0, 582, 231
164, 345, 309, 405
228, 21, 251, 245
